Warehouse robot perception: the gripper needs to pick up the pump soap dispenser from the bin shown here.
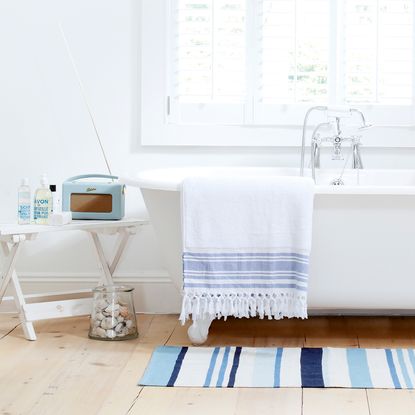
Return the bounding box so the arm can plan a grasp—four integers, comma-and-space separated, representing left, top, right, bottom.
34, 174, 52, 225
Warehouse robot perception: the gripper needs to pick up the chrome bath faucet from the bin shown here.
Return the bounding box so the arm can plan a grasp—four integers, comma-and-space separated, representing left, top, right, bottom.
300, 107, 371, 182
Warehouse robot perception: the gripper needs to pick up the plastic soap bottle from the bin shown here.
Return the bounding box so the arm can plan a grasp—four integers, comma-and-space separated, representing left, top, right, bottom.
34, 174, 52, 224
17, 178, 31, 225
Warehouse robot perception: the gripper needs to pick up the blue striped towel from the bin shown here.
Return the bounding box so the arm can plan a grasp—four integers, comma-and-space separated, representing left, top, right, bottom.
180, 176, 314, 323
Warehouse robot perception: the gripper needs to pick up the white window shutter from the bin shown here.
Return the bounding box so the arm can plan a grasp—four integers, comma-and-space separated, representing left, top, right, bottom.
168, 0, 248, 124
167, 0, 415, 127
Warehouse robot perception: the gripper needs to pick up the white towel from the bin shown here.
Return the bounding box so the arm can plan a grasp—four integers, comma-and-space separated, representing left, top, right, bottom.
180, 175, 315, 323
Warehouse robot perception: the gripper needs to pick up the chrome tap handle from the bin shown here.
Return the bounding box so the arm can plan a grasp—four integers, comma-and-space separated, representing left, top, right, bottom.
352, 141, 364, 169
332, 136, 344, 160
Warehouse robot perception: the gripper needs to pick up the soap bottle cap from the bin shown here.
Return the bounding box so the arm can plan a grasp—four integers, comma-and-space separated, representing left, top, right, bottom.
20, 178, 29, 186
40, 174, 48, 187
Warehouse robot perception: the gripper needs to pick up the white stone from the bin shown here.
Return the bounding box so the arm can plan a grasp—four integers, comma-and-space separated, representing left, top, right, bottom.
125, 320, 134, 329
95, 327, 106, 338
119, 306, 129, 318
95, 312, 105, 321
101, 317, 117, 330
115, 323, 124, 333
106, 329, 116, 339
93, 319, 101, 328
117, 316, 124, 323
96, 299, 108, 310
105, 304, 120, 314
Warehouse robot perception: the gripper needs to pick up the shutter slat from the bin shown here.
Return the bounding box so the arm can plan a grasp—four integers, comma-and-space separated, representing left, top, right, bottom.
175, 0, 246, 103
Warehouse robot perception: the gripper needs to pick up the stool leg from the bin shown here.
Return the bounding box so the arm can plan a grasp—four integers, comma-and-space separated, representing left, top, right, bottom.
1, 241, 36, 340
109, 229, 130, 275
0, 241, 23, 302
89, 232, 115, 285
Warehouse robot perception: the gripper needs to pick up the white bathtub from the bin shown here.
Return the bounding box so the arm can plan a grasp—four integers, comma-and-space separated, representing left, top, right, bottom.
133, 167, 415, 318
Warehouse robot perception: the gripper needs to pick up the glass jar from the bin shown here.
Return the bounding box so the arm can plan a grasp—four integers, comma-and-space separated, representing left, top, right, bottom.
89, 285, 138, 341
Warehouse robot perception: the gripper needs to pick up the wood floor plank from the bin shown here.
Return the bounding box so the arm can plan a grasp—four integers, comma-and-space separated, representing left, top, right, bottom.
130, 387, 302, 415
28, 315, 153, 415
0, 317, 92, 415
251, 318, 305, 347
303, 389, 370, 415
98, 315, 179, 415
166, 319, 192, 346
208, 318, 258, 347
367, 390, 415, 415
208, 318, 305, 347
355, 317, 415, 348
0, 313, 20, 339
304, 317, 359, 348
0, 314, 175, 415
27, 315, 176, 415
235, 388, 302, 415
129, 387, 239, 415
130, 388, 301, 415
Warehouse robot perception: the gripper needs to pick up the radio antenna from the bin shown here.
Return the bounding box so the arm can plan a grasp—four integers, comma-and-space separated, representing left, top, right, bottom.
58, 23, 113, 176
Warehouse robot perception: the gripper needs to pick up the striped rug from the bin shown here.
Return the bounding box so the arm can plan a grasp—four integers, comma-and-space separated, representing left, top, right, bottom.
139, 346, 415, 388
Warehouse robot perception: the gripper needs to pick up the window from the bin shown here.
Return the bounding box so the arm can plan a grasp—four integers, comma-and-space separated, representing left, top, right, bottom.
141, 0, 415, 145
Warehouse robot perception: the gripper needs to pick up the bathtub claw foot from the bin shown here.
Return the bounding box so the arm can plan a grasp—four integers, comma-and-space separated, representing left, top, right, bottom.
188, 317, 213, 345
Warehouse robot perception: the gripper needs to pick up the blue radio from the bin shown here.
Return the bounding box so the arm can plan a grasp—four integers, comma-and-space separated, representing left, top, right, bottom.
62, 174, 125, 220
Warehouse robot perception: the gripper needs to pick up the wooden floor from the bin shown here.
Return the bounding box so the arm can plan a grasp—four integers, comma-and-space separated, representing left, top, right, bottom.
1, 315, 415, 415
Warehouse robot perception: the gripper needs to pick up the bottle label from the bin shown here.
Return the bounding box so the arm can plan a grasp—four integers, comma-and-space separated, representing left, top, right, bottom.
34, 199, 50, 220
18, 204, 30, 220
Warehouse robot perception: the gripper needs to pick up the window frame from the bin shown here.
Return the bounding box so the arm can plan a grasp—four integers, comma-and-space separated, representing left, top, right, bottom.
140, 0, 415, 147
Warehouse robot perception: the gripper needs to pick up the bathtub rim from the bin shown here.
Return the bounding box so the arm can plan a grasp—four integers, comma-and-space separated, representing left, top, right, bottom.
124, 167, 415, 195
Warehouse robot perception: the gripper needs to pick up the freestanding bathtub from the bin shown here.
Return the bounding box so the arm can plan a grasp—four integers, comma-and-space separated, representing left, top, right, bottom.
128, 167, 415, 343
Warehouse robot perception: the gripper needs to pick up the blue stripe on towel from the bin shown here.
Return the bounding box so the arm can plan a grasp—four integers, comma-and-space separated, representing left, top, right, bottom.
184, 260, 309, 274
347, 348, 372, 388
184, 274, 308, 282
216, 347, 231, 387
167, 347, 188, 387
386, 349, 401, 389
204, 347, 220, 387
227, 347, 242, 387
139, 346, 182, 386
301, 348, 324, 387
183, 283, 307, 291
273, 348, 283, 387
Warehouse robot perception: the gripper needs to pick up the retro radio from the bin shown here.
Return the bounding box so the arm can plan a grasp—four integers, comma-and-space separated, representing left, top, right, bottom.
62, 174, 125, 220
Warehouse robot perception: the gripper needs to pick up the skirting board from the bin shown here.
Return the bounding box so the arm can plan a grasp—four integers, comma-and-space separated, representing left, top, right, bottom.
2, 271, 415, 317
0, 270, 182, 314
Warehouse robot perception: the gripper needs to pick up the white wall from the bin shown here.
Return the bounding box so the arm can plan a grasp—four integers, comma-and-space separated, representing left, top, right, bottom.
1, 0, 415, 313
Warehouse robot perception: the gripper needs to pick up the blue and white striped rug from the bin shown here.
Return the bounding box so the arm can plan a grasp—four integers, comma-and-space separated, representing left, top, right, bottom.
139, 346, 415, 388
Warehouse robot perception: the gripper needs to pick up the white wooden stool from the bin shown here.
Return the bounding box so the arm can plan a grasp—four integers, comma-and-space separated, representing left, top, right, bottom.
0, 218, 148, 340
